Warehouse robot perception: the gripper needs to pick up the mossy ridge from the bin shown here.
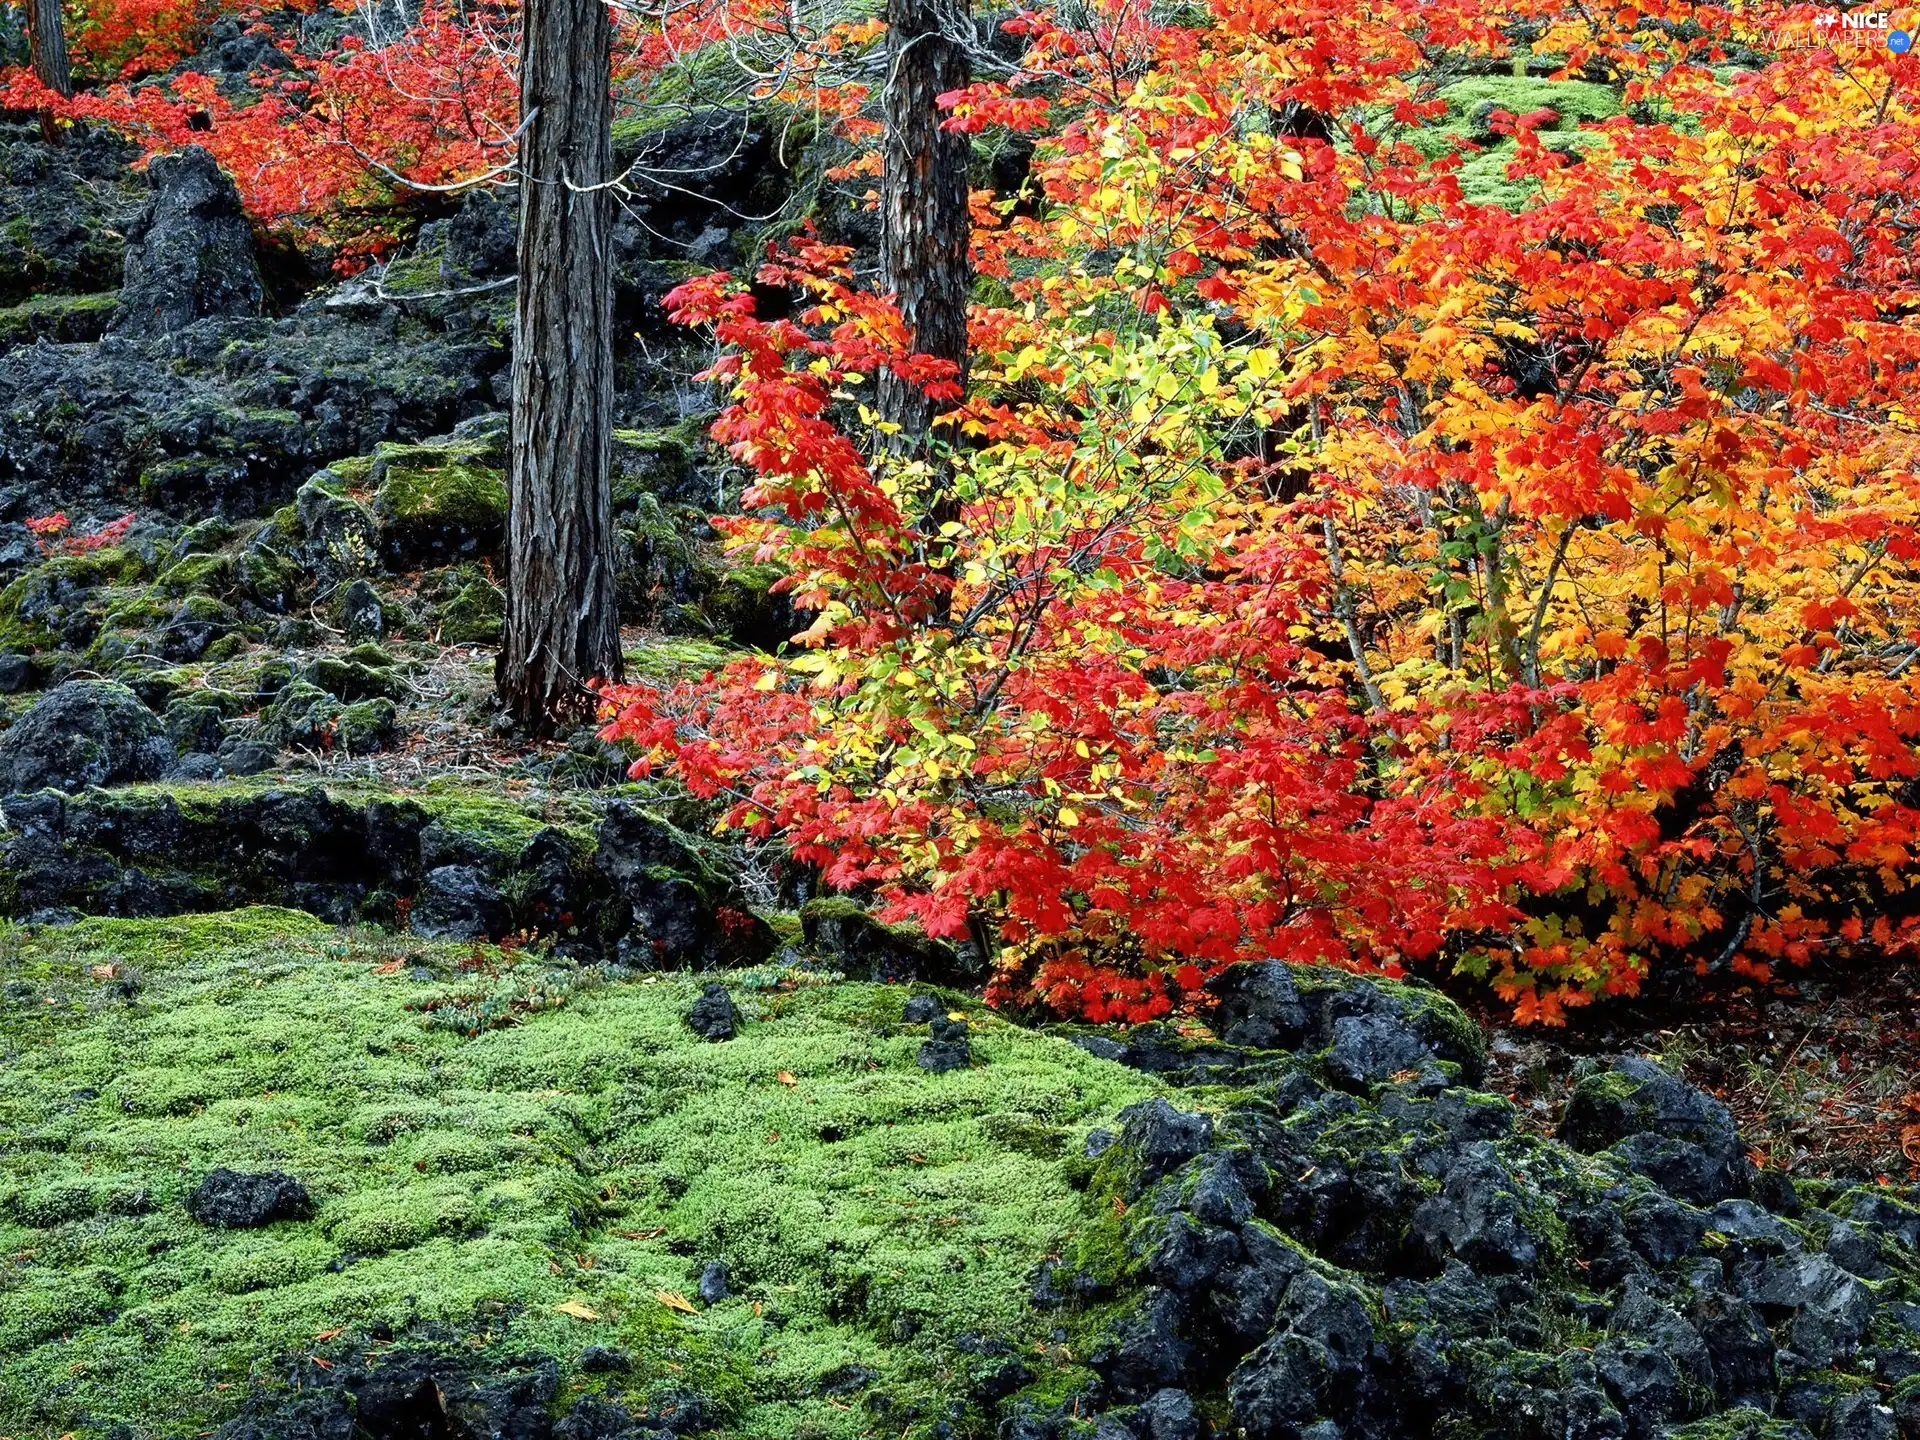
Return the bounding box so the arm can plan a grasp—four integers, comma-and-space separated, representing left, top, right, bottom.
0, 290, 117, 349
0, 547, 153, 654
0, 916, 1161, 1437
0, 780, 617, 933
85, 775, 596, 844
624, 633, 741, 681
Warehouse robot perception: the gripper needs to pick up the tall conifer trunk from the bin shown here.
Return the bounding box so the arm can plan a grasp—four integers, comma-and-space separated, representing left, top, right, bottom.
877, 0, 971, 446
26, 0, 70, 94
25, 0, 72, 145
496, 0, 623, 730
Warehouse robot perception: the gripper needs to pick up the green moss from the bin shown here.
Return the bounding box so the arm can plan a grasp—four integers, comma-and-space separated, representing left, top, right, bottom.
624, 635, 740, 681
378, 240, 448, 297
1660, 1409, 1817, 1439
377, 457, 507, 526
299, 654, 397, 702
337, 698, 399, 754
416, 792, 557, 857
154, 552, 229, 598
1435, 75, 1622, 130
0, 914, 1160, 1437
0, 549, 146, 651
1397, 76, 1622, 211
325, 454, 379, 489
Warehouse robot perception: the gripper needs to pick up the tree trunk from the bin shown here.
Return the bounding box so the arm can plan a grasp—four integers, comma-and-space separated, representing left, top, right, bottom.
24, 0, 71, 145
495, 0, 622, 731
25, 0, 70, 96
876, 0, 972, 446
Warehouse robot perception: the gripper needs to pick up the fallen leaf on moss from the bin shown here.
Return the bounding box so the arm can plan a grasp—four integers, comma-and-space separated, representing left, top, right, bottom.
655, 1290, 698, 1314
553, 1299, 601, 1321
777, 1070, 797, 1087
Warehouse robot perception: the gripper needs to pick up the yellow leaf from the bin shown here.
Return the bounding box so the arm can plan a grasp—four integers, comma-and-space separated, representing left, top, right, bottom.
1057, 807, 1080, 828
554, 1300, 601, 1321
655, 1290, 699, 1314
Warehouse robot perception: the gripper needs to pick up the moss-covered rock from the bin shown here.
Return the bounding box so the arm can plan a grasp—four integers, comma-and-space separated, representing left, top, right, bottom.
293, 469, 382, 582
298, 653, 398, 703
421, 563, 506, 644
801, 897, 972, 986
679, 559, 799, 650
0, 547, 147, 656
370, 437, 509, 566
0, 678, 173, 794
613, 425, 702, 507
0, 289, 117, 349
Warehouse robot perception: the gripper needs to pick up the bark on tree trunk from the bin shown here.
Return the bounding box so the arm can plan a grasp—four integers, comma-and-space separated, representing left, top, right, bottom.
24, 0, 72, 145
25, 0, 71, 95
877, 0, 971, 447
495, 0, 623, 732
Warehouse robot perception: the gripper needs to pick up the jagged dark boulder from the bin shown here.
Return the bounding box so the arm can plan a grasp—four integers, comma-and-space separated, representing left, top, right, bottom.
1208, 960, 1312, 1050
902, 993, 943, 1023
432, 187, 519, 284
0, 122, 144, 308
686, 981, 739, 1041
596, 803, 776, 968
918, 1014, 972, 1072
0, 297, 507, 516
411, 864, 508, 941
1560, 1056, 1753, 1203
110, 146, 265, 339
210, 1351, 626, 1440
800, 896, 970, 984
186, 1168, 311, 1228
1006, 968, 1920, 1440
0, 679, 173, 794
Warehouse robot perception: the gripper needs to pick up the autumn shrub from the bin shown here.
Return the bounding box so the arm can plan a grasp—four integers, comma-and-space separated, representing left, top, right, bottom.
2, 0, 778, 260
64, 0, 249, 78
602, 0, 1920, 1023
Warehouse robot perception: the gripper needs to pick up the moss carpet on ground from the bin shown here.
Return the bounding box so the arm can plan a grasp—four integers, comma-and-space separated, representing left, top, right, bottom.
0, 909, 1160, 1438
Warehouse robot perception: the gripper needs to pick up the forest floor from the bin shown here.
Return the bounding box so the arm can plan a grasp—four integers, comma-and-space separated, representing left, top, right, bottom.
1476, 955, 1920, 1183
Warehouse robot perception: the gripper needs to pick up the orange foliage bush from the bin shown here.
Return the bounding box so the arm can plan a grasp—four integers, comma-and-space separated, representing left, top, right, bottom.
602, 0, 1920, 1023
